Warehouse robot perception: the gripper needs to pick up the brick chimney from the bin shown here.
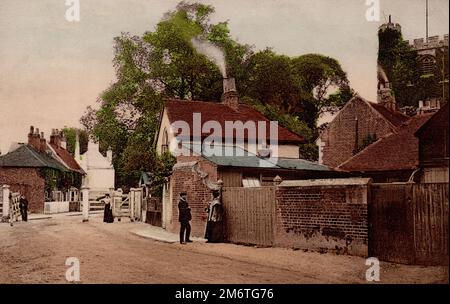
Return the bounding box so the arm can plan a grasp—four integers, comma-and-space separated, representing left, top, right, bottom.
27, 126, 47, 153
28, 126, 41, 151
39, 131, 47, 153
222, 77, 239, 111
50, 128, 62, 149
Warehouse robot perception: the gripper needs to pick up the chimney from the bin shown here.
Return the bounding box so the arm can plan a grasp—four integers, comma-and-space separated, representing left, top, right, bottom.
222, 77, 239, 111
40, 132, 47, 153
50, 128, 62, 149
28, 126, 42, 151
60, 131, 67, 150
74, 130, 81, 161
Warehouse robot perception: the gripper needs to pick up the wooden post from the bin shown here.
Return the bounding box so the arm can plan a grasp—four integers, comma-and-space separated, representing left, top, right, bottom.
2, 185, 10, 218
81, 187, 89, 222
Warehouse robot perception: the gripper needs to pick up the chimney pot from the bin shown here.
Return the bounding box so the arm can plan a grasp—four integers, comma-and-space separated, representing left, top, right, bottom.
222, 77, 239, 111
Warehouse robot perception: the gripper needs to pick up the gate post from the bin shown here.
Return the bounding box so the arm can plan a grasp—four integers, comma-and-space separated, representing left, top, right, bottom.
81, 186, 89, 222
2, 185, 10, 218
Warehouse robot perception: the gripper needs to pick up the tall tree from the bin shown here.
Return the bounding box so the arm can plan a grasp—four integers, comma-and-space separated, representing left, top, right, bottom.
81, 1, 353, 188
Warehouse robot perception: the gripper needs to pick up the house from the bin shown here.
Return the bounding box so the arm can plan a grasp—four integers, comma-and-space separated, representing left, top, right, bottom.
74, 136, 115, 193
0, 126, 83, 213
155, 78, 342, 236
337, 113, 434, 182
317, 95, 410, 168
415, 102, 449, 183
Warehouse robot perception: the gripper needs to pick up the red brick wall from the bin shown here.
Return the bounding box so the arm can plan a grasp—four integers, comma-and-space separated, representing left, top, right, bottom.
321, 98, 394, 168
275, 184, 368, 256
167, 156, 218, 237
0, 167, 45, 213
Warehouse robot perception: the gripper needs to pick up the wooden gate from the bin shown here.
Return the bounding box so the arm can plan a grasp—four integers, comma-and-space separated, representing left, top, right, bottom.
9, 192, 22, 225
129, 188, 143, 222
111, 189, 130, 219
369, 183, 415, 264
222, 187, 275, 247
369, 183, 448, 265
412, 183, 449, 265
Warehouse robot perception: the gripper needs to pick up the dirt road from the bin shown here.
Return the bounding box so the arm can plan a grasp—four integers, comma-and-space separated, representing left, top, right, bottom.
0, 214, 447, 284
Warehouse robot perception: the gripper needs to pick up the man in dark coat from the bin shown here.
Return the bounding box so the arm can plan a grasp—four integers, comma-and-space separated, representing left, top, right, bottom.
19, 195, 28, 222
178, 192, 192, 244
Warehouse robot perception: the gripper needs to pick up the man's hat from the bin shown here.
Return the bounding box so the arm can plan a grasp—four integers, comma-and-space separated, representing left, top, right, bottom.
180, 192, 187, 196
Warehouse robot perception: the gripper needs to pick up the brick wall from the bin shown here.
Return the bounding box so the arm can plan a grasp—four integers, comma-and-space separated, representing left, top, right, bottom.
275, 183, 369, 256
321, 97, 394, 168
0, 167, 45, 213
166, 156, 218, 237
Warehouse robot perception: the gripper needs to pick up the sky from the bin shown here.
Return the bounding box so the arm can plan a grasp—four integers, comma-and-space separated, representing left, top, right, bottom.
0, 0, 448, 153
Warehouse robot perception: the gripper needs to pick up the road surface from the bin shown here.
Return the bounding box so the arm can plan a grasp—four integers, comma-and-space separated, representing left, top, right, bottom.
0, 214, 447, 284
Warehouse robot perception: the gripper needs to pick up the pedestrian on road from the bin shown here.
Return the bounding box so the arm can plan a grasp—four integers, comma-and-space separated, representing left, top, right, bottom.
19, 195, 28, 222
178, 192, 192, 244
102, 194, 114, 223
205, 190, 223, 243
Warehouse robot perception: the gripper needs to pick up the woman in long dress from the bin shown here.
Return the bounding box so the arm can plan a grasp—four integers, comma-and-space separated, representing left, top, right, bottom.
205, 190, 223, 242
102, 194, 114, 223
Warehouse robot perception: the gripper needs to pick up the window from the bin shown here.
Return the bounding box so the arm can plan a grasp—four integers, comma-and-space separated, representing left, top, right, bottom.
161, 128, 169, 153
242, 177, 261, 187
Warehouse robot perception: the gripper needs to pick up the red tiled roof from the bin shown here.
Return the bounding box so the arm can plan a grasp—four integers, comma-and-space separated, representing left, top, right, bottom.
369, 102, 410, 128
164, 99, 304, 143
49, 143, 84, 173
338, 114, 434, 172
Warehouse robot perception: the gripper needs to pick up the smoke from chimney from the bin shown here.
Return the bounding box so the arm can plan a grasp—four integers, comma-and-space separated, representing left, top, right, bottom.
191, 37, 227, 78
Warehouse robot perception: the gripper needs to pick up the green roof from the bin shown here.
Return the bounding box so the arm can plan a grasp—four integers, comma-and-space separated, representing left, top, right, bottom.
183, 143, 331, 171
0, 144, 68, 171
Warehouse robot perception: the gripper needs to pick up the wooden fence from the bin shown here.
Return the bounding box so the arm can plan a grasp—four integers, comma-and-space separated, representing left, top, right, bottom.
369, 183, 448, 265
222, 187, 275, 247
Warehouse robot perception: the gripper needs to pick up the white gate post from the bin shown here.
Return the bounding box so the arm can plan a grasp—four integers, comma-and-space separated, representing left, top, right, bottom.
130, 189, 135, 221
81, 186, 89, 222
2, 185, 10, 218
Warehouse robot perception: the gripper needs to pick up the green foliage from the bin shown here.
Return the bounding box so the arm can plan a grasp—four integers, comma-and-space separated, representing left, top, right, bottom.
62, 127, 88, 156
80, 1, 353, 190
40, 168, 82, 194
378, 28, 448, 107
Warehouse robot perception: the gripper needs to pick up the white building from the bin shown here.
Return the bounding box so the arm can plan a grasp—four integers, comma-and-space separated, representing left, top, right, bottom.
75, 136, 115, 192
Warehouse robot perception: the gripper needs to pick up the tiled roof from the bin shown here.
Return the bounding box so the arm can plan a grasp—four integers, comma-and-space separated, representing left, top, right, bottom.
369, 102, 410, 128
49, 143, 84, 173
0, 144, 68, 171
164, 99, 304, 143
338, 114, 434, 172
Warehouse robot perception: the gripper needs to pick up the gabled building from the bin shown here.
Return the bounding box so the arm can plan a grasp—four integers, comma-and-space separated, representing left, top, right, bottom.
75, 137, 115, 193
0, 126, 83, 212
154, 78, 341, 236
317, 95, 409, 167
337, 113, 434, 182
415, 102, 449, 183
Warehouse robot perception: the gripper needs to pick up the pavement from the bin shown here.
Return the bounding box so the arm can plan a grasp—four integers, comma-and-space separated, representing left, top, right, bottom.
130, 224, 207, 244
20, 211, 103, 221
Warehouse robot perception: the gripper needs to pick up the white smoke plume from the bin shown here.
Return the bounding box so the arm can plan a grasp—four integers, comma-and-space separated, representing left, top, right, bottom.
191, 37, 227, 78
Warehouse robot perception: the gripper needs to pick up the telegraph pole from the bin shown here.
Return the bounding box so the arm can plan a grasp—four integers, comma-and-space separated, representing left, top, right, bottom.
426, 0, 429, 40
